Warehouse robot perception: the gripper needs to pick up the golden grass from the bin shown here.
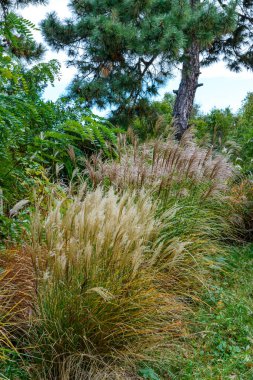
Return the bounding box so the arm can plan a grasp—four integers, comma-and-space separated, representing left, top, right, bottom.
36, 361, 143, 380
26, 187, 186, 379
0, 269, 14, 362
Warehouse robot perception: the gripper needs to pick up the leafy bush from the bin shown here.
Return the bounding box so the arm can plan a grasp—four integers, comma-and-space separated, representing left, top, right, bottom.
193, 93, 253, 175
34, 98, 120, 182
194, 107, 236, 148
233, 93, 253, 174
0, 14, 119, 250
129, 94, 174, 141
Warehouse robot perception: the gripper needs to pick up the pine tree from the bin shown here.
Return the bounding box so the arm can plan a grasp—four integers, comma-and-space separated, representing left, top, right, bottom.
206, 1, 253, 72
173, 0, 236, 139
41, 1, 236, 136
42, 1, 189, 112
173, 0, 253, 139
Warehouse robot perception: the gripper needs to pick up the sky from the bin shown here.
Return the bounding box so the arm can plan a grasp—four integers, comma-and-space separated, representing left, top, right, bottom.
21, 0, 253, 115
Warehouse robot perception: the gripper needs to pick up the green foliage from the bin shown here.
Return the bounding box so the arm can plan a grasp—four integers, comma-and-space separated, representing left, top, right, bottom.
0, 13, 59, 213
0, 353, 30, 380
130, 94, 174, 141
0, 213, 28, 247
0, 91, 59, 210
194, 108, 236, 148
208, 1, 253, 72
233, 93, 253, 174
166, 244, 253, 379
192, 93, 253, 174
34, 99, 119, 181
1, 12, 44, 61
139, 367, 161, 380
0, 12, 118, 248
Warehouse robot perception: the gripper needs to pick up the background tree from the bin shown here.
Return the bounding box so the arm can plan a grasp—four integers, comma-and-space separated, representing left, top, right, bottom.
171, 0, 253, 138
41, 1, 189, 116
207, 0, 253, 71
41, 0, 236, 137
173, 0, 236, 139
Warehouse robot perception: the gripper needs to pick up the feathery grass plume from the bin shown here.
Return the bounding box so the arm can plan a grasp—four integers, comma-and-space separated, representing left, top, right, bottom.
28, 187, 184, 379
86, 133, 243, 245
86, 133, 233, 198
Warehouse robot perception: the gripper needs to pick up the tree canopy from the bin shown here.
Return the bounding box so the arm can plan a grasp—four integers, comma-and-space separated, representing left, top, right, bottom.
41, 1, 189, 110
42, 1, 237, 126
206, 0, 253, 71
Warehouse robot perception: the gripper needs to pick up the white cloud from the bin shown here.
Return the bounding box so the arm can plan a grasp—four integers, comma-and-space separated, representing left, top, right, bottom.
201, 61, 253, 80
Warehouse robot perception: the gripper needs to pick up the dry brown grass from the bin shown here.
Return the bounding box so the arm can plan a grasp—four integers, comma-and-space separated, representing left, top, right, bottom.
0, 249, 35, 319
36, 361, 143, 380
0, 249, 35, 362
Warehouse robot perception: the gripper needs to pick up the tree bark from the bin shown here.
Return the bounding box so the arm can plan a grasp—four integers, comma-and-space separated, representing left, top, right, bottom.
172, 0, 201, 140
173, 40, 201, 140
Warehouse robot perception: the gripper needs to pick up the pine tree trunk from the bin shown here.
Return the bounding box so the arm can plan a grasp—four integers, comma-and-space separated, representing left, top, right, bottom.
173, 40, 200, 140
173, 0, 201, 140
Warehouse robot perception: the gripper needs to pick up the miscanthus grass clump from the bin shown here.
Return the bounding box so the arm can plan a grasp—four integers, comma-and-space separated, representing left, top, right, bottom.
86, 133, 233, 197
27, 187, 186, 379
85, 134, 242, 290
